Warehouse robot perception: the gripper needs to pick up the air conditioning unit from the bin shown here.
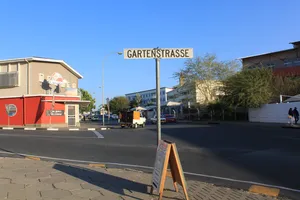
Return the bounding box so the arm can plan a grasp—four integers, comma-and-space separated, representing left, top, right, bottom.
0, 72, 19, 88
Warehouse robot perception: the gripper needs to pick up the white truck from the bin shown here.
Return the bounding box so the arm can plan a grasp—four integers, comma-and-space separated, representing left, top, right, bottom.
120, 111, 146, 128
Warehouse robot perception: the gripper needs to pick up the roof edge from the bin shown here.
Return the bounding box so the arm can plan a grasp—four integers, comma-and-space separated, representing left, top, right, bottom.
0, 57, 83, 79
238, 48, 295, 60
125, 87, 173, 96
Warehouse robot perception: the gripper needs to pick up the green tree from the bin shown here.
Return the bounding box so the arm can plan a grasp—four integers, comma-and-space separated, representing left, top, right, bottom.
130, 100, 138, 108
109, 96, 129, 113
135, 93, 142, 106
207, 100, 228, 120
129, 93, 143, 108
271, 74, 300, 102
222, 68, 273, 108
79, 88, 96, 113
174, 53, 240, 105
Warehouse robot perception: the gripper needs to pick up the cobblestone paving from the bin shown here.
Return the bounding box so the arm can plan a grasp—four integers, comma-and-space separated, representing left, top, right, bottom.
0, 157, 292, 200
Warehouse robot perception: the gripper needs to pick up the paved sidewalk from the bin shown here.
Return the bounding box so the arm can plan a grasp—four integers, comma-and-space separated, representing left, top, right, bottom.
0, 157, 290, 200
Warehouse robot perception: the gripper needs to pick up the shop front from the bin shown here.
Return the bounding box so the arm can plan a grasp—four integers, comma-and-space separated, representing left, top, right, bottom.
0, 95, 89, 127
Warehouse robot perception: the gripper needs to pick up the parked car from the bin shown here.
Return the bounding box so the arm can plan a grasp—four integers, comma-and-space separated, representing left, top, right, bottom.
150, 115, 166, 124
91, 115, 101, 121
111, 114, 119, 119
163, 114, 177, 123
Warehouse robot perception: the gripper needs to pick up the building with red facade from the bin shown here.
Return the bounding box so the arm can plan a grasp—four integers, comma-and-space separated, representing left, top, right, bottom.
0, 57, 89, 127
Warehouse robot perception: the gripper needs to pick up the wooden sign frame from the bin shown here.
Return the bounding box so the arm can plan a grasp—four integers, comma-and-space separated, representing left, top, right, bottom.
151, 140, 189, 200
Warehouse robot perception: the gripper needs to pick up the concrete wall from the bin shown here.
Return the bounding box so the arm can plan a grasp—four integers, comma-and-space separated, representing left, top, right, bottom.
249, 102, 300, 123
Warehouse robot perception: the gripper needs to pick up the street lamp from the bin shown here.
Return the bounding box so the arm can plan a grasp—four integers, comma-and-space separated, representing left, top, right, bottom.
102, 52, 123, 127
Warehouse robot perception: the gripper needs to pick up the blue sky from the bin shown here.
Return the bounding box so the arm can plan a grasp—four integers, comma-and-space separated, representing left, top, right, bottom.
0, 0, 299, 106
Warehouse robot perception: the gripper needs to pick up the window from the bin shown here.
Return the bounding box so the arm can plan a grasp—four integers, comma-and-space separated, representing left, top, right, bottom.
9, 64, 18, 72
0, 65, 8, 73
294, 58, 300, 65
0, 72, 19, 88
284, 59, 293, 67
266, 63, 275, 69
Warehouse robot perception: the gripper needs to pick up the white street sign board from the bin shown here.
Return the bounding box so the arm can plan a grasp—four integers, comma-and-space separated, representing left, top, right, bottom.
124, 48, 193, 59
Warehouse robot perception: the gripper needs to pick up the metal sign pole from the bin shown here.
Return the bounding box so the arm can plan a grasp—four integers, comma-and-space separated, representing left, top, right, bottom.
156, 58, 161, 146
50, 88, 55, 127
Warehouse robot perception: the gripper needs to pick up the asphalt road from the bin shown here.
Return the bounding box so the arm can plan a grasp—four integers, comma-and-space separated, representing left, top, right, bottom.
0, 123, 299, 199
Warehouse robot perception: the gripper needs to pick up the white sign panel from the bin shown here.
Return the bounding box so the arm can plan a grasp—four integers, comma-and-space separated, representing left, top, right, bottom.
152, 140, 168, 190
124, 48, 193, 59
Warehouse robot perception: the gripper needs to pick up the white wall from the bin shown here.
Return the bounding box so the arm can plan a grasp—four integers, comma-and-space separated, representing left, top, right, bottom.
249, 102, 300, 123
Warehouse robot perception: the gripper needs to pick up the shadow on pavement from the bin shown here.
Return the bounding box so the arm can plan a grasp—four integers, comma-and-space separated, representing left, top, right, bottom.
148, 124, 300, 196
53, 163, 181, 200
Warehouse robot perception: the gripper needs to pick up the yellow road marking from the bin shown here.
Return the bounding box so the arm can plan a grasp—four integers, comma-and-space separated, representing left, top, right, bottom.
88, 163, 106, 168
25, 156, 41, 161
249, 185, 280, 197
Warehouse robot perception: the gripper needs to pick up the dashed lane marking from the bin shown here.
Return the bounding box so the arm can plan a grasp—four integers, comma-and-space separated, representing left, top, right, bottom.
92, 130, 104, 138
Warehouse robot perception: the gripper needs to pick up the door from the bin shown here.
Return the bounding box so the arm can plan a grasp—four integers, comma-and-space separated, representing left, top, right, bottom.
68, 105, 76, 126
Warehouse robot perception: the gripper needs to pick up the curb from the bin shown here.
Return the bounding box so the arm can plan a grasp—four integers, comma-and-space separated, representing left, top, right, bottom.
249, 185, 280, 197
282, 125, 300, 129
0, 153, 290, 199
0, 127, 112, 131
178, 121, 221, 125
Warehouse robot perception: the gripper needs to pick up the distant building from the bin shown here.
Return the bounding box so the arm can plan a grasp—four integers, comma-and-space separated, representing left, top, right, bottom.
167, 74, 223, 107
125, 87, 174, 106
240, 41, 300, 75
168, 81, 223, 106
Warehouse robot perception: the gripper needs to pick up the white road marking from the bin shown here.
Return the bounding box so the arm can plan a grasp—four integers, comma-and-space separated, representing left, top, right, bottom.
2, 127, 13, 130
47, 128, 59, 131
88, 128, 96, 131
0, 133, 95, 139
0, 150, 298, 193
69, 128, 79, 131
24, 128, 36, 130
92, 130, 104, 138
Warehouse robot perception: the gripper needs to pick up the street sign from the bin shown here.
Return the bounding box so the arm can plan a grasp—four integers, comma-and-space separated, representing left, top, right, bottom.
124, 48, 193, 59
5, 104, 17, 117
46, 110, 64, 116
123, 47, 194, 146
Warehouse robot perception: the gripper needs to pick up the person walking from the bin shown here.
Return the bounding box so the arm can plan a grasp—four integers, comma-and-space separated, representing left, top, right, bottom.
293, 107, 299, 124
288, 108, 294, 124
